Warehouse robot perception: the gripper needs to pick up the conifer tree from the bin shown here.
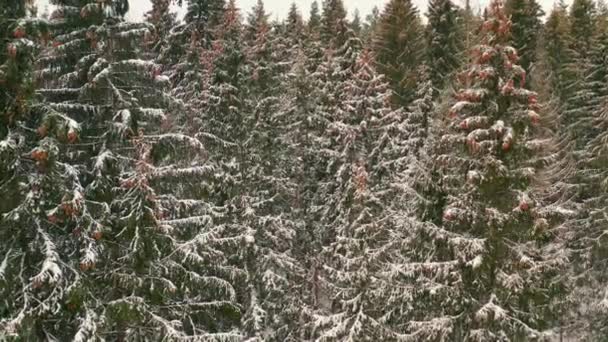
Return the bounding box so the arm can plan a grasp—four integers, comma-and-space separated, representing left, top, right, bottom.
144, 0, 177, 54
321, 0, 348, 47
285, 2, 304, 43
350, 9, 362, 35
407, 1, 570, 339
31, 0, 242, 339
361, 6, 379, 44
373, 0, 425, 107
0, 2, 74, 339
505, 0, 543, 76
543, 1, 576, 102
581, 91, 608, 340
308, 0, 322, 34
311, 50, 409, 341
426, 0, 462, 91
235, 3, 305, 341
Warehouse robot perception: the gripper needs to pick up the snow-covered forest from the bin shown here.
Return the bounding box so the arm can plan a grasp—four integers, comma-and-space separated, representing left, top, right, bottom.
1, 0, 608, 340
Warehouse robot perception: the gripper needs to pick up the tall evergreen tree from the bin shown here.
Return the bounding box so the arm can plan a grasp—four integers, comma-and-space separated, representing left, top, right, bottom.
350, 9, 362, 35
308, 0, 322, 34
543, 1, 576, 102
426, 0, 462, 91
407, 1, 570, 339
373, 0, 425, 107
321, 0, 348, 47
31, 0, 241, 339
505, 0, 543, 76
361, 6, 380, 44
311, 51, 409, 341
144, 0, 177, 54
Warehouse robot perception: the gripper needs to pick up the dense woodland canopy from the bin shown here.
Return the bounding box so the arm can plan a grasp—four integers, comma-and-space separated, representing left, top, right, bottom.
1, 0, 608, 340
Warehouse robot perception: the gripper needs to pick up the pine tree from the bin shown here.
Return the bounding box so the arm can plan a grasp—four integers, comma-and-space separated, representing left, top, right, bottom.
285, 2, 304, 43
308, 0, 322, 34
144, 0, 177, 54
361, 6, 379, 44
543, 1, 576, 102
158, 0, 225, 70
373, 0, 425, 107
426, 0, 462, 91
32, 1, 242, 339
311, 50, 409, 341
321, 0, 348, 47
505, 0, 543, 76
0, 2, 73, 339
350, 9, 362, 35
406, 1, 570, 339
236, 3, 305, 340
559, 0, 596, 149
581, 89, 608, 340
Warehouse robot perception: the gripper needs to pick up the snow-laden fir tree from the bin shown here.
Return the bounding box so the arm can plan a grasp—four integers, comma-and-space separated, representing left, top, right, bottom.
543, 1, 576, 103
580, 82, 608, 340
0, 2, 77, 339
406, 0, 571, 339
505, 0, 543, 77
373, 0, 425, 107
403, 66, 435, 157
350, 9, 362, 35
320, 0, 347, 46
31, 0, 242, 339
426, 0, 463, 92
285, 2, 305, 44
559, 0, 597, 151
308, 0, 322, 34
311, 50, 410, 342
276, 49, 348, 340
360, 6, 379, 44
143, 0, 177, 55
157, 0, 225, 72
568, 8, 608, 338
236, 3, 304, 341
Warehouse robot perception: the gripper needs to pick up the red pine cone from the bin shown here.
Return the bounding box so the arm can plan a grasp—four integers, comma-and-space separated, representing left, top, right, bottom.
459, 120, 469, 130
519, 200, 529, 211
67, 130, 78, 143
443, 210, 456, 221
7, 44, 17, 59
91, 231, 103, 240
13, 26, 26, 39
480, 51, 492, 63
37, 125, 48, 137
502, 141, 511, 151
31, 149, 48, 162
501, 79, 514, 95
529, 111, 541, 125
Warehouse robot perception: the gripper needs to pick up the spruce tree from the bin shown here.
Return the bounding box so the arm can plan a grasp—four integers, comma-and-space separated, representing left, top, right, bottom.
505, 0, 543, 76
350, 9, 362, 35
32, 0, 241, 339
311, 51, 409, 341
308, 0, 322, 34
543, 1, 576, 102
285, 2, 304, 43
407, 1, 569, 339
426, 0, 462, 91
373, 0, 425, 107
321, 0, 348, 47
361, 6, 380, 44
144, 0, 177, 54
